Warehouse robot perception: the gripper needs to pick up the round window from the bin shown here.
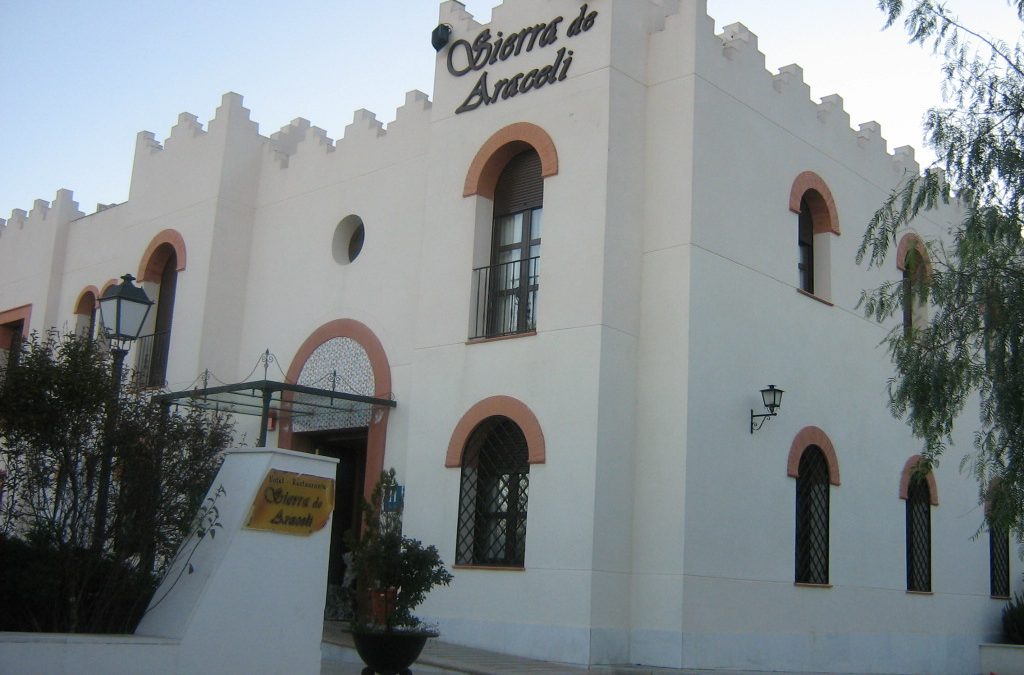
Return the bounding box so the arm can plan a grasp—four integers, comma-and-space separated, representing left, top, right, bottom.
332, 215, 365, 264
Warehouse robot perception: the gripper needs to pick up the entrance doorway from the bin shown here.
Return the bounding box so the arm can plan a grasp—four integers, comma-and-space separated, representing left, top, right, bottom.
306, 428, 367, 620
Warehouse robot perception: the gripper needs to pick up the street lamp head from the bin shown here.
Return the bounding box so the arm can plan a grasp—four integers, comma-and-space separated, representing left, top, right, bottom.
98, 273, 154, 350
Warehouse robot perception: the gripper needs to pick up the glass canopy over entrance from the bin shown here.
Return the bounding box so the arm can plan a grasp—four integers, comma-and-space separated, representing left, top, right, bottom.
153, 379, 396, 446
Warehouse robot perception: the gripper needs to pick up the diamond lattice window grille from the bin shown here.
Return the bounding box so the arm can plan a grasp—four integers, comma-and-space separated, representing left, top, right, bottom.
795, 446, 830, 584
906, 477, 932, 592
991, 526, 1010, 597
456, 416, 529, 567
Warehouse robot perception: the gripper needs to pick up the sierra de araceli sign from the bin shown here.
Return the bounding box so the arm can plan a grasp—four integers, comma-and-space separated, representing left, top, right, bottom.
246, 469, 335, 536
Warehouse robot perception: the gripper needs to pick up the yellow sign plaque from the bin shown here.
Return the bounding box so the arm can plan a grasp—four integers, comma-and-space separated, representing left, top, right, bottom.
246, 469, 335, 536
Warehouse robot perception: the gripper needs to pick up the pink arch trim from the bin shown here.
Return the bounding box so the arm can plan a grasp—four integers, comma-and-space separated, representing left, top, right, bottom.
896, 232, 933, 279
789, 171, 840, 235
137, 229, 187, 282
787, 426, 841, 486
74, 286, 100, 315
464, 122, 559, 199
445, 396, 546, 468
899, 454, 939, 506
0, 304, 31, 350
279, 319, 392, 501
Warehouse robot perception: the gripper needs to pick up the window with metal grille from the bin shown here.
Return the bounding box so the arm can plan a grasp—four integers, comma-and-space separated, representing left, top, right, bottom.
906, 476, 932, 592
456, 416, 529, 567
991, 526, 1010, 597
795, 446, 829, 584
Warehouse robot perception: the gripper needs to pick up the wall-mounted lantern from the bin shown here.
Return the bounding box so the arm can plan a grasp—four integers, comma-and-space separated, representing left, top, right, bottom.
432, 23, 452, 52
750, 385, 784, 434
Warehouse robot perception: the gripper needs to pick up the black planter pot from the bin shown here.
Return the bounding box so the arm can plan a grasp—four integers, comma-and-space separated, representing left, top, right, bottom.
351, 629, 437, 675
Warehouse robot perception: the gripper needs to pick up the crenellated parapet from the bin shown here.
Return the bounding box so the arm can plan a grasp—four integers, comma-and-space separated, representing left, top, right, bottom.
439, 0, 482, 35
691, 7, 927, 182
892, 145, 920, 177
719, 22, 764, 72
1, 189, 84, 242
268, 118, 312, 166
165, 112, 206, 149
261, 89, 433, 183
209, 91, 259, 137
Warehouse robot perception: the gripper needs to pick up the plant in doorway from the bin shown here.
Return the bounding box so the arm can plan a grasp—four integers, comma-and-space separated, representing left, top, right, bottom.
346, 468, 453, 675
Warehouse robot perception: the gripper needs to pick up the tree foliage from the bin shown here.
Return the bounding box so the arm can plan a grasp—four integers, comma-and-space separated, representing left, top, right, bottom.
0, 331, 233, 632
858, 1, 1024, 537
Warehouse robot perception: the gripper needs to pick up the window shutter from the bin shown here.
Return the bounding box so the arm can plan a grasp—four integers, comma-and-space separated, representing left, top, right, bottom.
494, 150, 543, 215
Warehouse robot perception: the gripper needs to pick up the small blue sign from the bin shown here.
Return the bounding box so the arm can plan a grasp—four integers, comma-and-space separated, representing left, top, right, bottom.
383, 485, 405, 513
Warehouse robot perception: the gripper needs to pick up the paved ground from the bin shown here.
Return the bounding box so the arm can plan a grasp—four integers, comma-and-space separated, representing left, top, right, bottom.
321, 621, 586, 674
320, 622, 826, 675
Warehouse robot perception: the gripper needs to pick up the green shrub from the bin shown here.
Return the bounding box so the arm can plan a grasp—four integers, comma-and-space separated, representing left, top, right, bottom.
1003, 592, 1024, 644
0, 535, 156, 632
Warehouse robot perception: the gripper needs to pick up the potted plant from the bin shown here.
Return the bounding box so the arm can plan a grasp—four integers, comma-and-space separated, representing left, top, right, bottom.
346, 469, 453, 675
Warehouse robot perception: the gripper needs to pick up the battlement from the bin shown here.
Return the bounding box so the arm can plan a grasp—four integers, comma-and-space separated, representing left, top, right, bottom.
264, 89, 432, 171
0, 189, 82, 242
4, 0, 926, 246
696, 7, 923, 182
440, 0, 484, 34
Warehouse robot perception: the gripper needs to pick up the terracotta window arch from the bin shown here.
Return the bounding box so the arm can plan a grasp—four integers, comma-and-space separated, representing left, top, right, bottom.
789, 172, 839, 301
899, 455, 936, 592
463, 122, 558, 200
74, 286, 100, 338
466, 124, 558, 340
447, 396, 544, 569
0, 305, 31, 371
445, 396, 546, 468
455, 416, 530, 567
135, 230, 187, 387
788, 426, 840, 585
137, 229, 187, 283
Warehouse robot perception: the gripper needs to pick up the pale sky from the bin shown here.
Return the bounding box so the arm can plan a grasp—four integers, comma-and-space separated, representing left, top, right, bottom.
0, 1, 1019, 218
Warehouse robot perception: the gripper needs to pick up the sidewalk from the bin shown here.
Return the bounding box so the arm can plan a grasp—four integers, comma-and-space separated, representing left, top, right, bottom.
320, 622, 816, 675
321, 621, 588, 674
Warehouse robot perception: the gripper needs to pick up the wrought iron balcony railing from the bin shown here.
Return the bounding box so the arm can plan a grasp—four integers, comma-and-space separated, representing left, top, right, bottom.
470, 256, 539, 339
134, 330, 170, 388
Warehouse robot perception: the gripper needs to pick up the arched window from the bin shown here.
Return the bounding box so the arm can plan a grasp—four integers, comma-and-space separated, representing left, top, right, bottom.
789, 172, 839, 301
135, 230, 185, 387
474, 150, 542, 338
897, 233, 930, 335
795, 446, 830, 584
465, 123, 557, 340
73, 288, 99, 338
139, 249, 178, 386
456, 416, 530, 567
905, 475, 932, 592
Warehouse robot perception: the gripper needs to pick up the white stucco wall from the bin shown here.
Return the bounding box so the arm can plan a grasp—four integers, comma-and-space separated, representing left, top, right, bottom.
0, 1, 1009, 673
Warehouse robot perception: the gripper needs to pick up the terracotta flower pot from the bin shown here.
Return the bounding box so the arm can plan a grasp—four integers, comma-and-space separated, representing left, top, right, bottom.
369, 587, 397, 626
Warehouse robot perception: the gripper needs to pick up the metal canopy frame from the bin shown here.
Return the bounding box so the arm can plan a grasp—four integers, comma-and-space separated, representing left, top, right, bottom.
153, 379, 396, 447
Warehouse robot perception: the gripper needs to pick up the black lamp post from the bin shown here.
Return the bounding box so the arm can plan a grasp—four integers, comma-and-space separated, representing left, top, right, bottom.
92, 274, 153, 552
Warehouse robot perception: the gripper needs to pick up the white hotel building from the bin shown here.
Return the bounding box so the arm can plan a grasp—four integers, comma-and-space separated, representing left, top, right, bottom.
0, 1, 1011, 672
